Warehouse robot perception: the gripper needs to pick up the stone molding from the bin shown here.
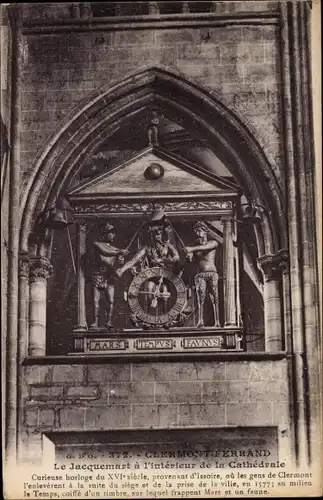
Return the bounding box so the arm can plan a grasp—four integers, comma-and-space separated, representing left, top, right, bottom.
73, 200, 233, 214
22, 11, 279, 33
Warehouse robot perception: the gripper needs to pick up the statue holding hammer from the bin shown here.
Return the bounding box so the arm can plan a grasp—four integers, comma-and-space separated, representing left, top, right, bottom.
185, 221, 220, 328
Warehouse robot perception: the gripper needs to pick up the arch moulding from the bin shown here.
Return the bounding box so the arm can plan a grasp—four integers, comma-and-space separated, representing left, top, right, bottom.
19, 66, 287, 256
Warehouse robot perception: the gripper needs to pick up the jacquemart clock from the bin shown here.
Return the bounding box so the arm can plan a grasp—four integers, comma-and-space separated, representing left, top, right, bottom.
127, 266, 187, 327
67, 144, 244, 357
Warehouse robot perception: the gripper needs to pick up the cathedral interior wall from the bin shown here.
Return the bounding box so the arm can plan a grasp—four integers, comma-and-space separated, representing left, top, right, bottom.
2, 1, 320, 469
13, 0, 291, 462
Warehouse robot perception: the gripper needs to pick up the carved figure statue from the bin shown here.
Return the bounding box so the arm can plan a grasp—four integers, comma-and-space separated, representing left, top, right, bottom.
147, 111, 160, 146
90, 223, 129, 329
185, 221, 220, 328
116, 210, 179, 277
116, 211, 179, 313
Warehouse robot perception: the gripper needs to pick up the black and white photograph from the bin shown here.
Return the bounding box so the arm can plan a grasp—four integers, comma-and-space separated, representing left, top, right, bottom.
1, 1, 322, 498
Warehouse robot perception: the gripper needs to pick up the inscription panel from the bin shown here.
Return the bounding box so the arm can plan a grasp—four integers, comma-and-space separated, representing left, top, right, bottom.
50, 427, 279, 466
78, 332, 242, 355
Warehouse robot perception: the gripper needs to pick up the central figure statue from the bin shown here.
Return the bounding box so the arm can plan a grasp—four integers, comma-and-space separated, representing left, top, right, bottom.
116, 209, 180, 277
116, 210, 180, 313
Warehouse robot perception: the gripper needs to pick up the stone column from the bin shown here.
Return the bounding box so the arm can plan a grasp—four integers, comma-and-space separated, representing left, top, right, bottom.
75, 222, 87, 330
234, 235, 243, 328
18, 255, 29, 360
278, 250, 291, 352
28, 257, 53, 356
222, 217, 236, 326
6, 5, 23, 466
279, 1, 316, 466
17, 254, 29, 463
258, 253, 283, 352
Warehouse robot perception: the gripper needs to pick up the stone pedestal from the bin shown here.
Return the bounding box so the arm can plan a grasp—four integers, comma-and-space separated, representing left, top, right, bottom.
28, 257, 53, 356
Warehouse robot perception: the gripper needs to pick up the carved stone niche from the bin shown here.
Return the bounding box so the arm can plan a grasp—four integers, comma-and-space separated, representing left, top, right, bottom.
63, 145, 244, 358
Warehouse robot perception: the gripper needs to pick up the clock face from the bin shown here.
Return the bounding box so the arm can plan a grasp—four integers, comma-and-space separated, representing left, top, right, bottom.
127, 267, 187, 326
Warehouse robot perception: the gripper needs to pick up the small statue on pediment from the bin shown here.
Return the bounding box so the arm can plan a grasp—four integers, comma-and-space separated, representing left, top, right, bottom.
148, 111, 160, 146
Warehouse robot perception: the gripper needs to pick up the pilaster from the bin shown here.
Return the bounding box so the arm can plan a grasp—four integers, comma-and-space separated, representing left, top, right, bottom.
222, 217, 237, 326
75, 222, 87, 331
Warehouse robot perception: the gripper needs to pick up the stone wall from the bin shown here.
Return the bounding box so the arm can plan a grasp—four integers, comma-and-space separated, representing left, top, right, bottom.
20, 359, 291, 463
15, 2, 295, 465
21, 13, 283, 191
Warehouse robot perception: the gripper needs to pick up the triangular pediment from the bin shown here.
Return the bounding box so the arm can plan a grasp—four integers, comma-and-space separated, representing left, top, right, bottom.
68, 146, 238, 201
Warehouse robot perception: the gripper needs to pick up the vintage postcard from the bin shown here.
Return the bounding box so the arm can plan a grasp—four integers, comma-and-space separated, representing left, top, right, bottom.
1, 0, 322, 498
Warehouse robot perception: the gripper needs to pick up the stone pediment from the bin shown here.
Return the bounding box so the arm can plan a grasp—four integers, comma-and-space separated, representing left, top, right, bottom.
68, 146, 238, 202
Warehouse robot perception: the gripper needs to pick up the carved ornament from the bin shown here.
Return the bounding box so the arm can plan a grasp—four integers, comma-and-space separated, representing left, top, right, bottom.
29, 257, 53, 282
258, 250, 289, 282
73, 200, 233, 214
19, 256, 30, 279
277, 249, 289, 275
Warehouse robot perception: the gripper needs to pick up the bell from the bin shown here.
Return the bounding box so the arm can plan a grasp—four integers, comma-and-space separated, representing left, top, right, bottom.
45, 209, 69, 230
242, 205, 255, 221
251, 210, 262, 224
242, 204, 261, 224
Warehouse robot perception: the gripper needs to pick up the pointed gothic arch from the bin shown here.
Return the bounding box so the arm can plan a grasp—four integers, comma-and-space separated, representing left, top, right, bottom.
20, 65, 286, 257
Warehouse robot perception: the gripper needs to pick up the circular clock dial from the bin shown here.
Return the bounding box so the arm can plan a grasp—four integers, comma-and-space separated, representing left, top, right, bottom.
128, 267, 187, 325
